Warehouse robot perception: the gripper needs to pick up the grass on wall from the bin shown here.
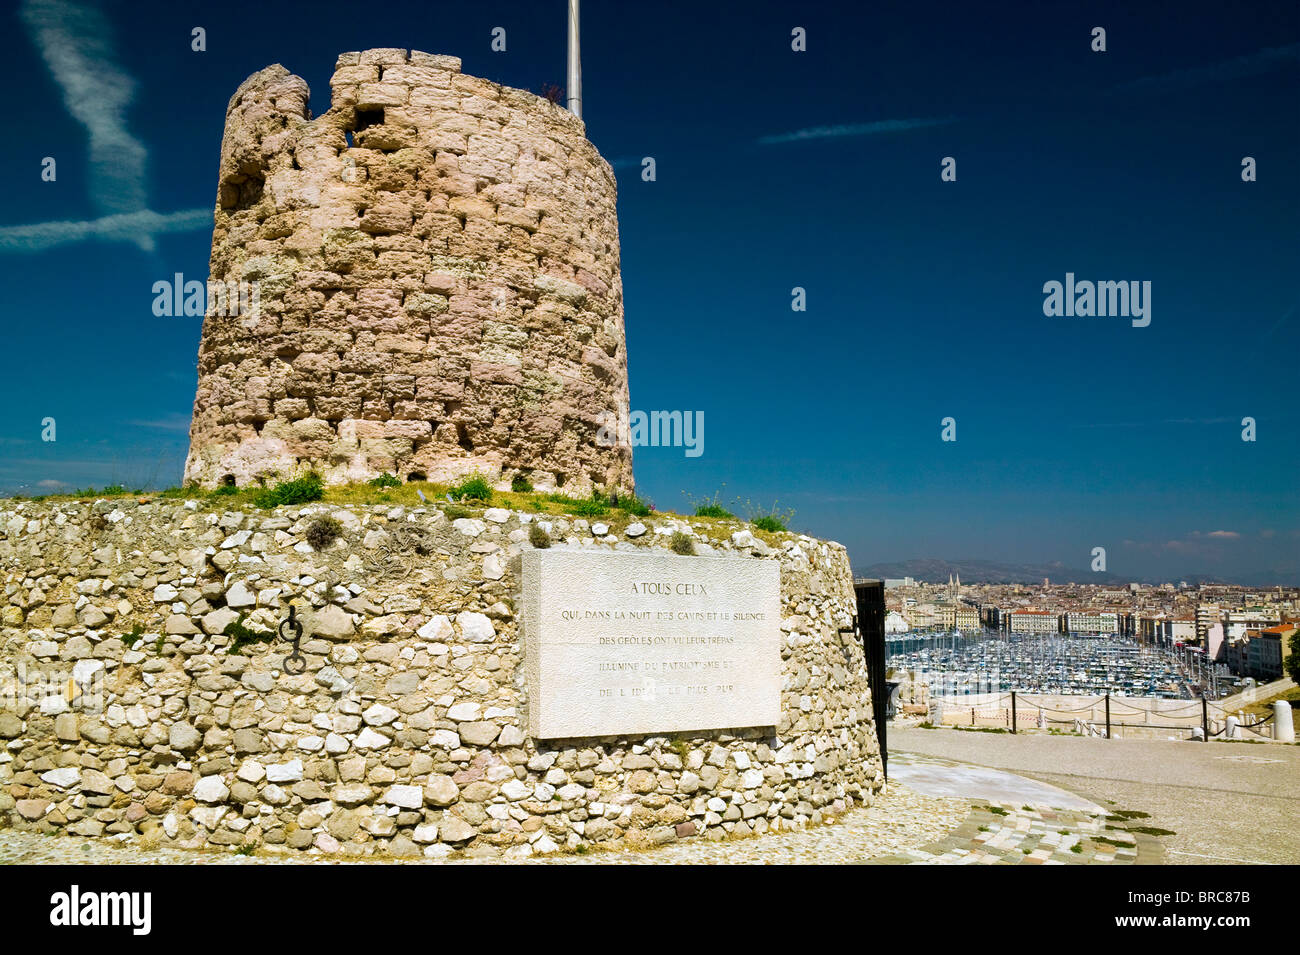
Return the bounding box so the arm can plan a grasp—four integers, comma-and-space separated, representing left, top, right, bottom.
7, 480, 797, 545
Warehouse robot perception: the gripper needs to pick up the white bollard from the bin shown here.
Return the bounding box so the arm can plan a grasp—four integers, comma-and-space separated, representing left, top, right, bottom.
1225, 715, 1239, 740
1275, 700, 1295, 743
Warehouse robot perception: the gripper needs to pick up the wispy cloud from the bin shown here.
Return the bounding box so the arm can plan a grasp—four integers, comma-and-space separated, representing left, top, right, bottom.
1113, 43, 1300, 95
21, 0, 146, 215
1162, 529, 1242, 550
0, 208, 210, 253
1126, 531, 1243, 554
755, 45, 1297, 154
7, 0, 209, 253
127, 412, 192, 432
1261, 300, 1298, 341
1073, 416, 1241, 429
757, 116, 956, 146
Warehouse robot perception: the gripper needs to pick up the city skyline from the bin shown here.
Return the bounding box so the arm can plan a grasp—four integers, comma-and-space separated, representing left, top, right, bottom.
0, 0, 1296, 583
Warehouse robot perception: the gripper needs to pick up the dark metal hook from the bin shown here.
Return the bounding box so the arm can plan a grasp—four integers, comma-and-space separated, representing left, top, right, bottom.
279, 603, 306, 674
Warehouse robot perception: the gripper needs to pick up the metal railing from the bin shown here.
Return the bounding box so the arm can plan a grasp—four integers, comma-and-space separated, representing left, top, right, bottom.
928, 690, 1280, 741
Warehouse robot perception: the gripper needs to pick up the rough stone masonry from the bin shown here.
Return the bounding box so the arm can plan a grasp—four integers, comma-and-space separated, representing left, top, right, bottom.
0, 498, 882, 858
184, 50, 633, 494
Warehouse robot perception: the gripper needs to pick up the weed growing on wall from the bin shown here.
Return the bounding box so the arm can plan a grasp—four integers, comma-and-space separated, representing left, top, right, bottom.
450, 474, 493, 503
254, 473, 324, 509
304, 515, 344, 550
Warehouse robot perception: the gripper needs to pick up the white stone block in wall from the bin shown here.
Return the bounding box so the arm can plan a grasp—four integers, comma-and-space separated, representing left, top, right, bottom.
266, 759, 303, 783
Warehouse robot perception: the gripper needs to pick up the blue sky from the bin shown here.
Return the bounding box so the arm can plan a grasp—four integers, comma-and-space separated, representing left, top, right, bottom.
0, 0, 1296, 583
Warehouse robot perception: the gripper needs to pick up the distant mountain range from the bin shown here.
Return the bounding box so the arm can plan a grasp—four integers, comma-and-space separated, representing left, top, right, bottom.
851, 558, 1289, 588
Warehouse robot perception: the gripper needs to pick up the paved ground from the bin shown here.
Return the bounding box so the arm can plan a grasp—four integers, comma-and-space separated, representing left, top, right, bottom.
892, 727, 1300, 865
870, 753, 1150, 864
880, 803, 1144, 864
891, 753, 1103, 812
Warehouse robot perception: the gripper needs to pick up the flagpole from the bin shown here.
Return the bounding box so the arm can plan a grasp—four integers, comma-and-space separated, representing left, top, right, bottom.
566, 0, 582, 119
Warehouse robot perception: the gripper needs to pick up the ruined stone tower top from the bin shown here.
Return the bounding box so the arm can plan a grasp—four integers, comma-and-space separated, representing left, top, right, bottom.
184, 49, 632, 494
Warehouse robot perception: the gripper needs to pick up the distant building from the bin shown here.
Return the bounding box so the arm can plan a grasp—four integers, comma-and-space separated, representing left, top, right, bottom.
1137, 614, 1165, 644
908, 607, 937, 628
929, 604, 980, 630
1195, 604, 1220, 642
1225, 627, 1285, 680
982, 606, 1007, 630
1206, 622, 1226, 661
1064, 610, 1120, 634
885, 611, 910, 634
1249, 633, 1281, 679
1259, 624, 1295, 677
1225, 608, 1281, 640
1009, 610, 1056, 634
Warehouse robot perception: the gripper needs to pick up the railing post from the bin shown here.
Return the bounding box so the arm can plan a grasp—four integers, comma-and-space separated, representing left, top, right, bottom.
1011, 691, 1017, 734
1202, 696, 1209, 742
1275, 700, 1295, 742
1105, 692, 1111, 739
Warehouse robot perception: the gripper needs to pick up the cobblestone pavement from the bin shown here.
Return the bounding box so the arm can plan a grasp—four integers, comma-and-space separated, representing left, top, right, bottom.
867, 802, 1145, 864
0, 755, 1150, 865
891, 752, 1104, 811
893, 727, 1298, 864
868, 753, 1153, 865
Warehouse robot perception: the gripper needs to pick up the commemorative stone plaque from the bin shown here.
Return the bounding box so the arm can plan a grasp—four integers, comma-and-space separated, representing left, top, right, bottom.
521, 550, 782, 739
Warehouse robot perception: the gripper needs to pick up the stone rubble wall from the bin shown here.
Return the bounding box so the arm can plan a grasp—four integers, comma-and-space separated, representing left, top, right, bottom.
185, 49, 633, 495
0, 498, 881, 858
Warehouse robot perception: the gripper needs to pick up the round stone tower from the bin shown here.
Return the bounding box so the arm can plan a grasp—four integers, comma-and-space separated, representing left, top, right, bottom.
184, 49, 633, 494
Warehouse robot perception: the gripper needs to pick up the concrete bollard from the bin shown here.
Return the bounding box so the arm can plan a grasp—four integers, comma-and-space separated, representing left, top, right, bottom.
1225, 715, 1239, 740
929, 701, 944, 726
1275, 701, 1295, 743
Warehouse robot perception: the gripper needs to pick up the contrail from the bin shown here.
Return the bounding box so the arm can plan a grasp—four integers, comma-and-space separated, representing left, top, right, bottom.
1113, 43, 1300, 94
20, 0, 147, 216
0, 208, 211, 253
8, 0, 209, 253
757, 116, 956, 146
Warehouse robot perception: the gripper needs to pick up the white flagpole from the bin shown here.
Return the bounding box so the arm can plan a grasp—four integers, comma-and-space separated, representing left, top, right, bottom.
566, 0, 582, 119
